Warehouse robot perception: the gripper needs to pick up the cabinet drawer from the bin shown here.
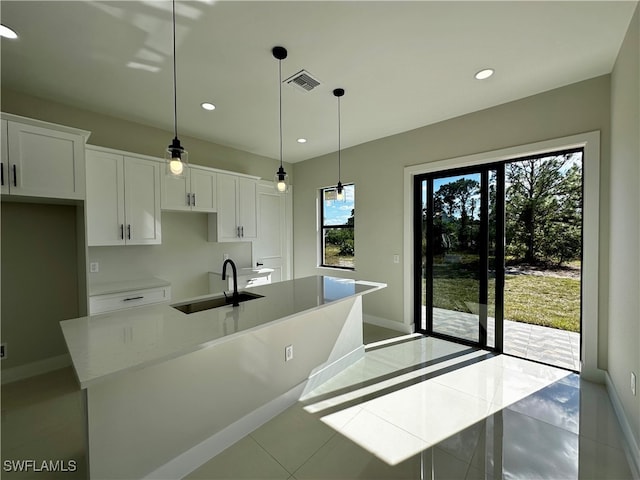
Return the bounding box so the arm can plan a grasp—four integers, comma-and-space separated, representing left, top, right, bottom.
89, 286, 171, 314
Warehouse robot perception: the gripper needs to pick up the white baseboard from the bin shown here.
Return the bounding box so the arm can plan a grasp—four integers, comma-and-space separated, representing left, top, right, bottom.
1, 354, 71, 385
364, 314, 413, 334
302, 346, 364, 399
605, 372, 640, 480
146, 344, 365, 480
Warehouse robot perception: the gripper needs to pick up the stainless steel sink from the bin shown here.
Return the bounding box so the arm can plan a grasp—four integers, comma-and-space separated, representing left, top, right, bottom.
172, 291, 264, 314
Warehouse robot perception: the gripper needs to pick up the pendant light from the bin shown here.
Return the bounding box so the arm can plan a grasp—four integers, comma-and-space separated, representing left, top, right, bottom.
272, 46, 289, 193
333, 88, 345, 201
165, 0, 188, 178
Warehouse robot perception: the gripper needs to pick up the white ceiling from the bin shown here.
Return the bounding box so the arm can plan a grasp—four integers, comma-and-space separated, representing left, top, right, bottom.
1, 1, 637, 163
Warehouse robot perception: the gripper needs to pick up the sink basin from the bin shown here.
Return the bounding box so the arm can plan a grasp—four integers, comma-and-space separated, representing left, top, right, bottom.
172, 291, 264, 314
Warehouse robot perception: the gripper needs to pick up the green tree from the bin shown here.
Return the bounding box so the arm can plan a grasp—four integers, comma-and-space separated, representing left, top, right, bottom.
434, 178, 480, 252
506, 153, 582, 264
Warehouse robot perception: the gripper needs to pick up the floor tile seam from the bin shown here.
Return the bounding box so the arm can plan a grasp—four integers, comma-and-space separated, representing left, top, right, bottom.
354, 403, 432, 450
577, 431, 627, 452
503, 404, 580, 436
427, 374, 499, 406
288, 429, 341, 479
433, 444, 478, 473
359, 377, 494, 434
432, 445, 477, 475
302, 350, 490, 412
504, 407, 582, 440
247, 430, 311, 477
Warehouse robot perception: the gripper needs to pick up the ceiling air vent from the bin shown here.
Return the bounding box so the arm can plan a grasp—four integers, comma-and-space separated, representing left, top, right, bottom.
284, 70, 321, 93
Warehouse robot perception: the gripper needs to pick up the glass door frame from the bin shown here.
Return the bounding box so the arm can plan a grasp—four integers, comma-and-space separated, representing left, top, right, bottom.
413, 163, 505, 352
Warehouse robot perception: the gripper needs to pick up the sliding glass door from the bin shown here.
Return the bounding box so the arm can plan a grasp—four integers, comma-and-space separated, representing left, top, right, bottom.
414, 165, 504, 350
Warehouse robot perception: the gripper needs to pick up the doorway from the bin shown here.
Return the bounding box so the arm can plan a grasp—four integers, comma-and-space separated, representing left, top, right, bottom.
414, 149, 583, 371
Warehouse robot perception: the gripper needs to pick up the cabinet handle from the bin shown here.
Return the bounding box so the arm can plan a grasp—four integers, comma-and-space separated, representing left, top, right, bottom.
127, 224, 131, 240
256, 262, 263, 267
236, 226, 240, 238
241, 226, 244, 237
123, 296, 144, 302
12, 164, 17, 187
186, 193, 191, 206
1, 163, 4, 186
192, 193, 196, 206
120, 224, 124, 240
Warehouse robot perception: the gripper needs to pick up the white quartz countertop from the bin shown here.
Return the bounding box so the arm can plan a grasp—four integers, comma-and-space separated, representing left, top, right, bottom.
61, 276, 385, 389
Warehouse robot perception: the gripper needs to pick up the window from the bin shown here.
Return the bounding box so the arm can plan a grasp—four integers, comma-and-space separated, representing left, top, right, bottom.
320, 184, 355, 269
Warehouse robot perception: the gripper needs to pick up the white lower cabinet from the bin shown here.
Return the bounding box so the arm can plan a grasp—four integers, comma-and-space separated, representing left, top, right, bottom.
89, 285, 172, 314
86, 146, 161, 246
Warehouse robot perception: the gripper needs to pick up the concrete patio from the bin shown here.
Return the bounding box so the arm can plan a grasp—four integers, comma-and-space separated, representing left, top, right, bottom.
431, 307, 581, 371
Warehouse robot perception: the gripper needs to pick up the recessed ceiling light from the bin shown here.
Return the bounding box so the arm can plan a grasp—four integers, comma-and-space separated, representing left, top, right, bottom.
201, 102, 216, 111
297, 138, 307, 144
475, 68, 494, 80
0, 24, 18, 39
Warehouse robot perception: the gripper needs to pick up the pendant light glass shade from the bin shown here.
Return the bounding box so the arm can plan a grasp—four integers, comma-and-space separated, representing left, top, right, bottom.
272, 46, 289, 194
166, 137, 188, 177
333, 88, 345, 201
166, 0, 188, 178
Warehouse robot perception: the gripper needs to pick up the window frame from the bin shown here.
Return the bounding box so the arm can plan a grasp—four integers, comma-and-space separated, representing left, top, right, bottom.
319, 184, 355, 270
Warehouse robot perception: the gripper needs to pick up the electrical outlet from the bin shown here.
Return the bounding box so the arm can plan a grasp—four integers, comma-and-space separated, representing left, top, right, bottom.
285, 345, 293, 362
631, 372, 636, 396
223, 253, 229, 261
1, 343, 6, 360
90, 262, 99, 273
393, 254, 400, 264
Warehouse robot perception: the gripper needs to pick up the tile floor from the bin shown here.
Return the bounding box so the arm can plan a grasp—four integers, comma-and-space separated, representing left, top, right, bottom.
1, 325, 634, 480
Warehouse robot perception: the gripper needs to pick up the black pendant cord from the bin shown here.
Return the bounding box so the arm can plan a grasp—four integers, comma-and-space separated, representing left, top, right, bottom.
172, 0, 178, 140
337, 94, 341, 183
278, 57, 283, 169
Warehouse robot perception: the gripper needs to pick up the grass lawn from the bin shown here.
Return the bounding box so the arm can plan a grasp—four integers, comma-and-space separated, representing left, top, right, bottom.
324, 244, 354, 268
430, 272, 580, 332
504, 274, 580, 332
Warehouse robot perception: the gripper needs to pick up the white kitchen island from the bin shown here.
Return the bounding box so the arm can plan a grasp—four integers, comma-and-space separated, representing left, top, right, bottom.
60, 275, 385, 479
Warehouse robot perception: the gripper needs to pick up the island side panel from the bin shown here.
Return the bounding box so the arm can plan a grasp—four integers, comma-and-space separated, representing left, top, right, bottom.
86, 296, 363, 479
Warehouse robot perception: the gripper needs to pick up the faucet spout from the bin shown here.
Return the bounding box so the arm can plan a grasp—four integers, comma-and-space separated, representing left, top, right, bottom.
221, 259, 240, 306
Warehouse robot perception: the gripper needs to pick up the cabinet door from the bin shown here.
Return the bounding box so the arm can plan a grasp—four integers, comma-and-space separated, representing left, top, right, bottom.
1, 120, 8, 195
216, 173, 240, 241
238, 177, 257, 239
190, 168, 217, 213
123, 156, 161, 245
86, 150, 126, 246
7, 121, 85, 199
161, 168, 191, 211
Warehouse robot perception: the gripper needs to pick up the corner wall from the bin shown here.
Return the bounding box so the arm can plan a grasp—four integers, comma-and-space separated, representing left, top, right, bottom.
292, 76, 611, 366
609, 2, 640, 463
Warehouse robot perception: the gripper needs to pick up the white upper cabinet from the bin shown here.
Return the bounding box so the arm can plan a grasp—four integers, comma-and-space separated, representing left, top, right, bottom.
161, 165, 217, 212
86, 147, 161, 246
213, 173, 257, 242
1, 113, 90, 200
1, 119, 8, 196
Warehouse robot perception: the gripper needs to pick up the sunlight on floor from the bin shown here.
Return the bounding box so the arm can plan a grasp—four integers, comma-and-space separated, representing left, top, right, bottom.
301, 336, 570, 466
